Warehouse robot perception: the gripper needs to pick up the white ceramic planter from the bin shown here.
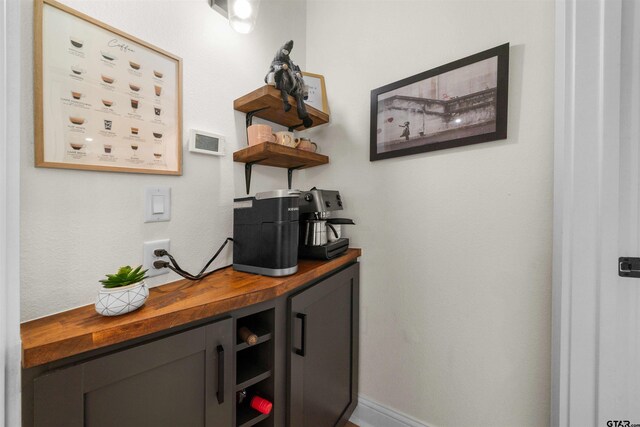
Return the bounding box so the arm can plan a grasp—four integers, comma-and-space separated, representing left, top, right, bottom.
95, 281, 149, 317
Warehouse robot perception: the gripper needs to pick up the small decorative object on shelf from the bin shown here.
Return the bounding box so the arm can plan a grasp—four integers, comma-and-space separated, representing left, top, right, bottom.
95, 265, 149, 316
265, 40, 313, 128
238, 326, 258, 346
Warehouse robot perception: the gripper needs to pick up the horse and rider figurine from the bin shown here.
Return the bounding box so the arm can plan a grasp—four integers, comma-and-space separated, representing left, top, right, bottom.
265, 40, 313, 128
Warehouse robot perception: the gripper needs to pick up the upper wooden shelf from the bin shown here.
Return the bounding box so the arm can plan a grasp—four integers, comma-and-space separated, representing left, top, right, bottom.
234, 86, 329, 130
233, 142, 328, 169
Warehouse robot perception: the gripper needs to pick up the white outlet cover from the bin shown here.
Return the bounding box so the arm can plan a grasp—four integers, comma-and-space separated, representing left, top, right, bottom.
143, 239, 170, 277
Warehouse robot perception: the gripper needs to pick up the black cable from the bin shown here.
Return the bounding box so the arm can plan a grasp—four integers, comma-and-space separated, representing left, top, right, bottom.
153, 263, 232, 293
154, 237, 234, 281
195, 237, 233, 277
165, 252, 184, 271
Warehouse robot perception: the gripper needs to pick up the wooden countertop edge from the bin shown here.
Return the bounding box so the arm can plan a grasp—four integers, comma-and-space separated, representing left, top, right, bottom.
21, 249, 361, 368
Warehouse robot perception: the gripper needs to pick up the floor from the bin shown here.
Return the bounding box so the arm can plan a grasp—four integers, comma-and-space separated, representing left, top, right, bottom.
346, 423, 359, 427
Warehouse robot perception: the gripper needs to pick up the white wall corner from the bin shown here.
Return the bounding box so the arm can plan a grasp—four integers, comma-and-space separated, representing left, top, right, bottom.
350, 395, 434, 427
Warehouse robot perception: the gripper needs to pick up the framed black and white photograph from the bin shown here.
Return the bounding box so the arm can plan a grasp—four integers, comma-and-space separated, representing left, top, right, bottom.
370, 43, 509, 161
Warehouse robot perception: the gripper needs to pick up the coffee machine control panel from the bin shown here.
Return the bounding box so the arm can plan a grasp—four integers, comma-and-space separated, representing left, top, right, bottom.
299, 189, 343, 213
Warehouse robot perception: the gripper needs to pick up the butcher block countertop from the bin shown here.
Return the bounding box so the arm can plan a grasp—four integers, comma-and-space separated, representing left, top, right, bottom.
21, 249, 361, 368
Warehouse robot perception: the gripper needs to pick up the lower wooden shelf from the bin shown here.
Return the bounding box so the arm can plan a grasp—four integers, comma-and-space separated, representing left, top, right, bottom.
233, 142, 328, 169
233, 142, 329, 193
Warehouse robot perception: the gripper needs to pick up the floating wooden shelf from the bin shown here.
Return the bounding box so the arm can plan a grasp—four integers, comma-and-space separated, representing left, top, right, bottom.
233, 142, 329, 193
233, 142, 328, 169
234, 85, 329, 130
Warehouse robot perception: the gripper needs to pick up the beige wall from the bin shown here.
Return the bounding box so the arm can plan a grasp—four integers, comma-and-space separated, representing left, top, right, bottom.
302, 0, 554, 425
20, 0, 307, 320
20, 0, 555, 423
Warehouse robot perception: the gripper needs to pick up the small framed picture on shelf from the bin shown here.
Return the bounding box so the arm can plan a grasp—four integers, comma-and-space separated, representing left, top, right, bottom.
370, 43, 509, 161
34, 0, 183, 175
302, 72, 328, 114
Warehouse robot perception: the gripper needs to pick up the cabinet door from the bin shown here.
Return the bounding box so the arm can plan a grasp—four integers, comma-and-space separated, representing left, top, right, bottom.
33, 317, 233, 427
289, 263, 359, 427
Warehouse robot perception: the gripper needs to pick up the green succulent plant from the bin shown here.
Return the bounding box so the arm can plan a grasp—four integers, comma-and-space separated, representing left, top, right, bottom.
100, 265, 148, 289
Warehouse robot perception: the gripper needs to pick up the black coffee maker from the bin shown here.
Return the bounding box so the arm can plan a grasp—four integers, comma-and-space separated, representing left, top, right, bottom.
298, 189, 355, 259
233, 189, 300, 276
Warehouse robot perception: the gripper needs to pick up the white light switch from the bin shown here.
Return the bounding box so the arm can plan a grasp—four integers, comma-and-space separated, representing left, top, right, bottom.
145, 187, 171, 222
152, 195, 165, 214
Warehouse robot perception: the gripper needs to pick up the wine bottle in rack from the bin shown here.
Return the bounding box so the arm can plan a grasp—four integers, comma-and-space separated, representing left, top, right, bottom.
238, 326, 258, 346
236, 389, 273, 415
250, 395, 273, 415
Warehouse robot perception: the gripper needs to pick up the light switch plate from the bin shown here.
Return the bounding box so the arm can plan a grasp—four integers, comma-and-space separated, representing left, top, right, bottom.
145, 187, 171, 222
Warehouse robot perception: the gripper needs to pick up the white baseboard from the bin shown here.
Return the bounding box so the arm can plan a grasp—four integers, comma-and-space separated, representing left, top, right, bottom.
349, 395, 432, 427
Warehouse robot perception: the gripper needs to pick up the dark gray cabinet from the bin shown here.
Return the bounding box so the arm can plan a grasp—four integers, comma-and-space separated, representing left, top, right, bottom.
288, 264, 359, 427
33, 317, 233, 427
25, 262, 360, 427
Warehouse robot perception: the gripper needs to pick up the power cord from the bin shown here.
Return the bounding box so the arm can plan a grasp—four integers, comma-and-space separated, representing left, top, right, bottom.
153, 237, 234, 281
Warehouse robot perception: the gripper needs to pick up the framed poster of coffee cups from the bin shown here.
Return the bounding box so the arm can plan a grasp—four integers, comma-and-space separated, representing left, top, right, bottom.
35, 0, 183, 175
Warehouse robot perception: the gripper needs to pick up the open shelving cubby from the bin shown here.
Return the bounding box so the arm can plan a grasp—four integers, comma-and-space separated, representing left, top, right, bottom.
235, 309, 275, 427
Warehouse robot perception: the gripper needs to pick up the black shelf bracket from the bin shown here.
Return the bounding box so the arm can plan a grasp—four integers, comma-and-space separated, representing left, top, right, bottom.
245, 108, 271, 148
243, 158, 268, 194
245, 107, 270, 128
287, 166, 304, 189
288, 122, 305, 132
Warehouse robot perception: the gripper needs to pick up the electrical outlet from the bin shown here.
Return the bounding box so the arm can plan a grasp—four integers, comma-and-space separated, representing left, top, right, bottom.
143, 239, 170, 277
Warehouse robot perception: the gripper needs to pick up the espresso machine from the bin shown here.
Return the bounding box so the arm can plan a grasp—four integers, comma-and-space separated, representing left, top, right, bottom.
298, 189, 355, 259
233, 189, 300, 276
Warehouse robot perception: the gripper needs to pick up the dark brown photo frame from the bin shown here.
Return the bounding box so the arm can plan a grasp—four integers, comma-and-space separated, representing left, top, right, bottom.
370, 43, 509, 161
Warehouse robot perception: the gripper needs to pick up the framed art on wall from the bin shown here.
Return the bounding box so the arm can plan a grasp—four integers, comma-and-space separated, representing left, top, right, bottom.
370, 43, 509, 161
302, 72, 328, 114
34, 0, 183, 175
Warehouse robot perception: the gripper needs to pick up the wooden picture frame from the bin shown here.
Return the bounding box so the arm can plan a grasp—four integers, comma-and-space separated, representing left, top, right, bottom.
370, 43, 509, 161
302, 72, 328, 114
34, 0, 183, 175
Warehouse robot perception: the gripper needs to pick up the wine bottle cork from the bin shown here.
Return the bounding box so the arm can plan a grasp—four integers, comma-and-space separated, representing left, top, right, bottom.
239, 326, 258, 346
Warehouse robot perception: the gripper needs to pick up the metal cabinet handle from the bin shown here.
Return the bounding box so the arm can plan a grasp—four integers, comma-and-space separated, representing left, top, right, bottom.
294, 313, 307, 357
216, 344, 224, 404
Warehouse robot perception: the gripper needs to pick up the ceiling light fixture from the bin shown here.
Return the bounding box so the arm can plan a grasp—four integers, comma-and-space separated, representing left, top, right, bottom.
209, 0, 261, 34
